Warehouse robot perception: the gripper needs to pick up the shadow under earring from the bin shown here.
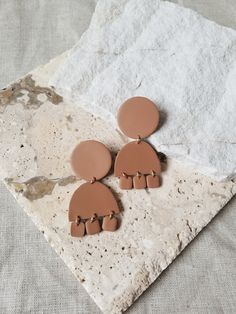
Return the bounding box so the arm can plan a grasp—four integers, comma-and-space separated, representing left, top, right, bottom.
69, 140, 120, 237
114, 97, 161, 190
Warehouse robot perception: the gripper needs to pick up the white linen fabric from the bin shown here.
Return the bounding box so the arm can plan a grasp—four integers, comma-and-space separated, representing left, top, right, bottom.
0, 1, 236, 313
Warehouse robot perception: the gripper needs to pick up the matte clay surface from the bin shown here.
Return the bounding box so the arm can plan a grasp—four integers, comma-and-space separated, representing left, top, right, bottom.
71, 221, 85, 237
71, 140, 112, 181
119, 176, 133, 189
102, 216, 118, 232
146, 174, 160, 188
117, 97, 160, 139
114, 141, 161, 177
133, 174, 146, 189
86, 219, 101, 235
69, 181, 120, 220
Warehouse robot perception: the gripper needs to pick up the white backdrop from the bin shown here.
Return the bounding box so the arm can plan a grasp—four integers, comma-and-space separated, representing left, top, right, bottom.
0, 1, 236, 313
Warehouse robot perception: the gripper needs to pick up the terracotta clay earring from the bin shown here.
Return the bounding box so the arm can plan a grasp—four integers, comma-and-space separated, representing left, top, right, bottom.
69, 140, 120, 237
114, 97, 161, 190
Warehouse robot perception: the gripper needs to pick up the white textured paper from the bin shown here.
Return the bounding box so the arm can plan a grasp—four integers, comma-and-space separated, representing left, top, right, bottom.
51, 0, 236, 181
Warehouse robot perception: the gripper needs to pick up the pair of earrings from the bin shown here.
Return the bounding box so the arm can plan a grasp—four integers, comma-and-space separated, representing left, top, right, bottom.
69, 97, 162, 237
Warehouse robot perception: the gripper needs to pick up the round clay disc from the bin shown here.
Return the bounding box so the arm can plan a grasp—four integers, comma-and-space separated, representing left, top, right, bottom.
117, 96, 160, 139
71, 140, 112, 181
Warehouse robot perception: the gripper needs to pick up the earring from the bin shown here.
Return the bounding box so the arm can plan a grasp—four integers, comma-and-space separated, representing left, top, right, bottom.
114, 97, 161, 190
69, 140, 120, 237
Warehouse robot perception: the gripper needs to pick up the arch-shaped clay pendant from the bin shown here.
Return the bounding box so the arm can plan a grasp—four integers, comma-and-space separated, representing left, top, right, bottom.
69, 140, 120, 237
115, 97, 162, 190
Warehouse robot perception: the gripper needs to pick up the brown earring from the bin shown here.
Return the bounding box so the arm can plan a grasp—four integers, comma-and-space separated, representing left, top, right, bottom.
114, 97, 161, 190
69, 140, 120, 237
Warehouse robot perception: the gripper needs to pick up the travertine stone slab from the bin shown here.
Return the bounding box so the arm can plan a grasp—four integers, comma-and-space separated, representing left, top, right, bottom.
0, 53, 235, 313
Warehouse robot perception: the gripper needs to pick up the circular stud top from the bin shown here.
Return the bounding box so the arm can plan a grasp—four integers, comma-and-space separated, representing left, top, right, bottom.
71, 140, 112, 181
117, 96, 160, 139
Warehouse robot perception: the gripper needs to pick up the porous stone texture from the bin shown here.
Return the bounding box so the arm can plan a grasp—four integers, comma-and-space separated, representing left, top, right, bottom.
51, 0, 236, 181
0, 53, 235, 314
